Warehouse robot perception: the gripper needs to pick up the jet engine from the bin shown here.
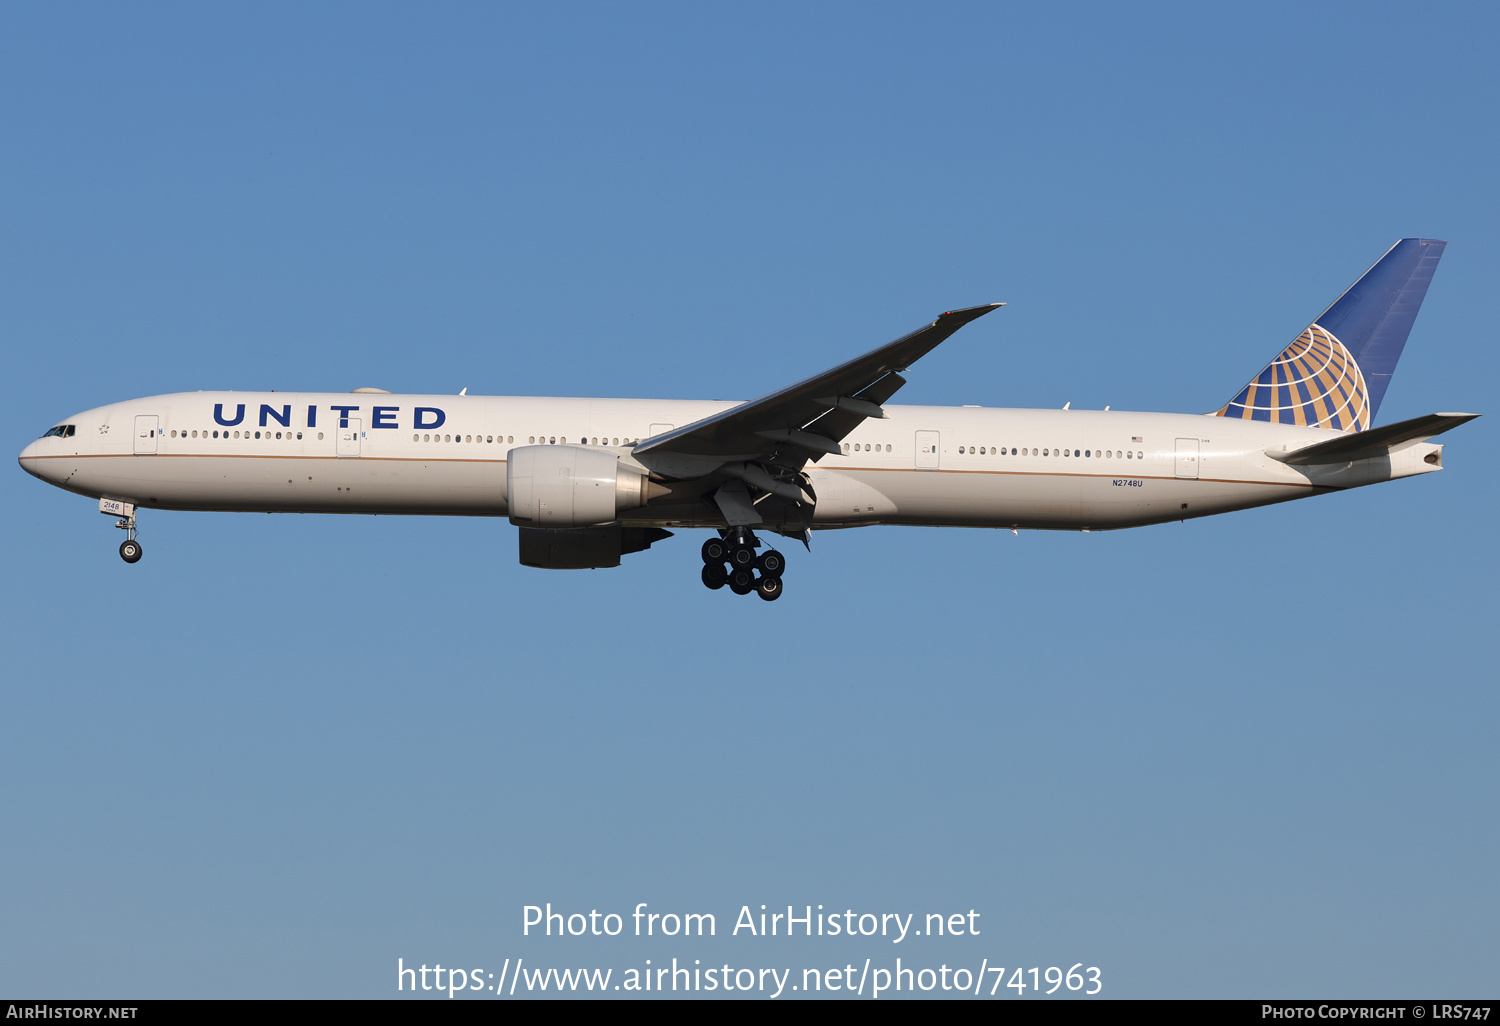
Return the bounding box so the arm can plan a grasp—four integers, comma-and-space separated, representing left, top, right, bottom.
506, 445, 651, 528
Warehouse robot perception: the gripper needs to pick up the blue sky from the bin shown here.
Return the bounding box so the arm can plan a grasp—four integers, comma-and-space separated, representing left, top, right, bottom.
2, 2, 1496, 999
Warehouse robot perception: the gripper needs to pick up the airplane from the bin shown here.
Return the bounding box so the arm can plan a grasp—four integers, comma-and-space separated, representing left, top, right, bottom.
18, 238, 1476, 601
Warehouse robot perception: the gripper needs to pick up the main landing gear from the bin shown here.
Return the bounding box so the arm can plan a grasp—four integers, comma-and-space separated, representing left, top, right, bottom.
116, 510, 142, 563
701, 528, 784, 601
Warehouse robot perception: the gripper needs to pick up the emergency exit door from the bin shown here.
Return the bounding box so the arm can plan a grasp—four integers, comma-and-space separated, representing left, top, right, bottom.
337, 419, 362, 457
133, 415, 158, 454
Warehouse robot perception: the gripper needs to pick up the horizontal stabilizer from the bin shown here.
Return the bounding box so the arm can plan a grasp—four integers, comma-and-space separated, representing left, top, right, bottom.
1267, 412, 1479, 465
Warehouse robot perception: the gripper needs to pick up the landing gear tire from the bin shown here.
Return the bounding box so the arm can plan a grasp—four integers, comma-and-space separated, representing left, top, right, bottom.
755, 549, 785, 578
706, 528, 774, 597
119, 539, 142, 563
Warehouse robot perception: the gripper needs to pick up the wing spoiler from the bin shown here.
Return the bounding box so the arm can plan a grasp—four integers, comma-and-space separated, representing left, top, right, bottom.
1266, 412, 1479, 466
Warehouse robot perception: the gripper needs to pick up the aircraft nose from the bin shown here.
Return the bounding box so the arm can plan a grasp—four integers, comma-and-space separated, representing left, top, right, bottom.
18, 439, 55, 482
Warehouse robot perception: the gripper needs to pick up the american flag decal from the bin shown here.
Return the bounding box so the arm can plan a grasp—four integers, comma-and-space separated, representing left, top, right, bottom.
1131, 436, 1143, 443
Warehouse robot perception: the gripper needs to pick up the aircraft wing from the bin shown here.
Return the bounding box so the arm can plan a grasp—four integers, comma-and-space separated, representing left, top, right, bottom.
633, 303, 1003, 470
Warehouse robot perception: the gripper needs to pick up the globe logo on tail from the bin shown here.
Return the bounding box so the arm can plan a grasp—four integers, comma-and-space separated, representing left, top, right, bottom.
1215, 324, 1370, 432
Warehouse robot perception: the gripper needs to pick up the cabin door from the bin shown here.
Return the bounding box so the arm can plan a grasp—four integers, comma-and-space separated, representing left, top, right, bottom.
1174, 438, 1199, 479
338, 419, 362, 457
915, 430, 941, 469
133, 415, 158, 454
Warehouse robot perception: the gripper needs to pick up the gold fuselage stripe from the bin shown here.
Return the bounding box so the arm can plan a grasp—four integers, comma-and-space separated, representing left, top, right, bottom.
18, 452, 1320, 490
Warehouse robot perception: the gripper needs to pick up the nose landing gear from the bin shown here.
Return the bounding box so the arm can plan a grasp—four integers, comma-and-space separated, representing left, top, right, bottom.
114, 507, 142, 563
701, 528, 784, 601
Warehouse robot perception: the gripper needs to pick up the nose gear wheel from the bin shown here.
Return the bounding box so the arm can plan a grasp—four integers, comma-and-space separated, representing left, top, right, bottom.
114, 509, 142, 563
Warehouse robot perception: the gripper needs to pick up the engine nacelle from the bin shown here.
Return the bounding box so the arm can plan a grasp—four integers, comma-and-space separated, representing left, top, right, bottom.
506, 445, 649, 528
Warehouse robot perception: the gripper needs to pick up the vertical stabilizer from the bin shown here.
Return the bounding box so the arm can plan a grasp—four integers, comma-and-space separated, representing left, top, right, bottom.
1216, 239, 1445, 430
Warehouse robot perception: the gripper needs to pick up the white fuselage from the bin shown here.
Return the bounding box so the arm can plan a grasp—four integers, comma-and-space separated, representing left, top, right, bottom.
18, 391, 1445, 532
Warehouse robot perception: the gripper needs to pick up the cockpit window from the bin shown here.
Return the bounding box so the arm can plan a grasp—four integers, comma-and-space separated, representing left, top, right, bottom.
39, 425, 75, 439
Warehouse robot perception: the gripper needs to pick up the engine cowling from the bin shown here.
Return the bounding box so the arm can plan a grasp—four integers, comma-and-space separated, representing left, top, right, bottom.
506, 445, 649, 528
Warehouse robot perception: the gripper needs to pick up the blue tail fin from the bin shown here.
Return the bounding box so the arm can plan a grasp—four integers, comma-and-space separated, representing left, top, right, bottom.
1215, 238, 1446, 431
